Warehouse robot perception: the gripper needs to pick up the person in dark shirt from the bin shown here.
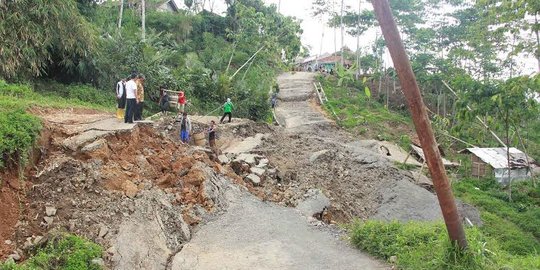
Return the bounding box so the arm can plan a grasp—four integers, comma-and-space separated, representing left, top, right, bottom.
207, 120, 217, 153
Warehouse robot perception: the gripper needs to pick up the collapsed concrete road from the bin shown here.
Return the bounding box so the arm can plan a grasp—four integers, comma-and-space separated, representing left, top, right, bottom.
171, 189, 385, 270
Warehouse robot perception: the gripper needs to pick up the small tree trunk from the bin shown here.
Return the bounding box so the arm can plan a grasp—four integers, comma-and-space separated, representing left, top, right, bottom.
141, 0, 146, 41
506, 112, 512, 202
535, 13, 540, 72
340, 0, 344, 66
118, 0, 124, 29
356, 0, 362, 79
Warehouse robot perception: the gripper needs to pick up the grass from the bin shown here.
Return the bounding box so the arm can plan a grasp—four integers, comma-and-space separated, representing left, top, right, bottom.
453, 178, 540, 255
320, 75, 540, 268
349, 220, 540, 270
318, 76, 412, 145
0, 233, 103, 270
0, 80, 114, 169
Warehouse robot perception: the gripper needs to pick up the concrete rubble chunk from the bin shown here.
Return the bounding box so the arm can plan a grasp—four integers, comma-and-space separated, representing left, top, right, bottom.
250, 167, 266, 176
43, 216, 54, 225
217, 155, 230, 164
234, 153, 258, 165
309, 150, 329, 163
45, 206, 57, 217
296, 189, 331, 217
81, 139, 107, 153
245, 174, 261, 186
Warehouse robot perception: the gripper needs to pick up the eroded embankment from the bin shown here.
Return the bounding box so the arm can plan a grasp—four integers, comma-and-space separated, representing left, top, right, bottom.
0, 109, 272, 268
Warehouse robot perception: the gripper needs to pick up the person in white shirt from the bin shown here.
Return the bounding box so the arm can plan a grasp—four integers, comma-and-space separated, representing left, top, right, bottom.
124, 74, 138, 123
116, 79, 127, 120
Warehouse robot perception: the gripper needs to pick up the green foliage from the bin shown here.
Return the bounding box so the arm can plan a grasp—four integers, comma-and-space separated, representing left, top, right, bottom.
453, 178, 540, 255
0, 233, 102, 270
319, 75, 411, 141
0, 0, 96, 79
0, 80, 116, 168
349, 220, 540, 270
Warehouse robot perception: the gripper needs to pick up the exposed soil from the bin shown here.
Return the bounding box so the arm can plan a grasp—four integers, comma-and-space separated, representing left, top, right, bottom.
0, 109, 267, 264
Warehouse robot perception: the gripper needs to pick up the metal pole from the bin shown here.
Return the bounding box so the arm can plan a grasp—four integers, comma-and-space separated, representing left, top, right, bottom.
370, 0, 468, 249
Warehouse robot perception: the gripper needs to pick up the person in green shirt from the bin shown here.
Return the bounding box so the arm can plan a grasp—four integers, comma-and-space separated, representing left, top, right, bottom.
220, 98, 234, 124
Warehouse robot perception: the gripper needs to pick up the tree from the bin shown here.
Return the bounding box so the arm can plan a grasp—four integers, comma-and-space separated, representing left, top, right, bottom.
0, 0, 97, 79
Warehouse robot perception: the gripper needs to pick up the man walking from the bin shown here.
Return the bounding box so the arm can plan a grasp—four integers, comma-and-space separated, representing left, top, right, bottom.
220, 98, 234, 124
116, 78, 127, 120
124, 74, 138, 123
134, 74, 145, 121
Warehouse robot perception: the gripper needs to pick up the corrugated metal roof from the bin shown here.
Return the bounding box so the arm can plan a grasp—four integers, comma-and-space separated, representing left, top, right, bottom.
466, 148, 530, 169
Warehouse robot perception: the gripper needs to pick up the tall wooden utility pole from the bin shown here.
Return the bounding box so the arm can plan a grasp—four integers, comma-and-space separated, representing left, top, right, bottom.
371, 0, 468, 249
141, 0, 146, 41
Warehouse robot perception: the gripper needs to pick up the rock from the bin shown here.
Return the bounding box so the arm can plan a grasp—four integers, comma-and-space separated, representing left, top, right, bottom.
179, 217, 191, 241
309, 150, 329, 163
296, 189, 331, 218
245, 174, 261, 186
257, 158, 269, 168
121, 180, 139, 198
45, 206, 57, 216
389, 256, 397, 264
33, 236, 44, 246
43, 216, 54, 225
217, 155, 230, 164
4, 240, 12, 245
234, 153, 258, 165
98, 225, 109, 238
81, 138, 107, 153
23, 238, 33, 250
8, 252, 21, 261
250, 167, 266, 176
91, 258, 105, 267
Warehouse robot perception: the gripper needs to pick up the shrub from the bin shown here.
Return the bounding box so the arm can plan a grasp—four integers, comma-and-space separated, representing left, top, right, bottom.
0, 107, 41, 168
0, 233, 102, 270
349, 220, 539, 270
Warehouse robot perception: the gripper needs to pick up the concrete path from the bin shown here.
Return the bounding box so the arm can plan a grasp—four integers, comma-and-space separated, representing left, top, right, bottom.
275, 72, 331, 129
172, 191, 385, 270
